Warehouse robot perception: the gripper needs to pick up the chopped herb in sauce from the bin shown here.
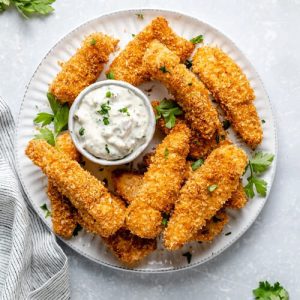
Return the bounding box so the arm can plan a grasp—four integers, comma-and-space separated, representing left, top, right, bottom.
119, 107, 130, 116
98, 102, 111, 115
182, 251, 192, 264
79, 127, 85, 136
106, 91, 112, 98
190, 35, 204, 44
208, 184, 218, 192
105, 144, 110, 154
191, 158, 204, 171
103, 116, 110, 125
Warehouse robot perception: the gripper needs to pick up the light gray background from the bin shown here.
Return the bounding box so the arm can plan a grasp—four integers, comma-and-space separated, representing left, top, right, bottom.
1, 0, 300, 299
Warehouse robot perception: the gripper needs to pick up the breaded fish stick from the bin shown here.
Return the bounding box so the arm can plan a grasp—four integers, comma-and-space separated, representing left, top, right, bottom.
143, 40, 220, 139
192, 47, 262, 148
47, 132, 80, 238
108, 17, 194, 86
49, 33, 118, 104
102, 228, 157, 265
26, 140, 125, 237
164, 144, 248, 250
126, 123, 191, 239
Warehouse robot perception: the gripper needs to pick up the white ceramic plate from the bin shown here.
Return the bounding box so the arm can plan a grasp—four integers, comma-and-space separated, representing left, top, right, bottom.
15, 8, 277, 273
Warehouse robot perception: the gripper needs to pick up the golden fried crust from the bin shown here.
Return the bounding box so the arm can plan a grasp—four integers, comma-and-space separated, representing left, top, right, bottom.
126, 123, 191, 239
192, 47, 262, 148
25, 140, 126, 237
143, 40, 220, 139
226, 180, 248, 209
49, 33, 118, 104
164, 144, 248, 250
102, 228, 157, 265
47, 182, 78, 239
192, 210, 229, 242
108, 17, 194, 86
112, 171, 143, 204
55, 132, 81, 161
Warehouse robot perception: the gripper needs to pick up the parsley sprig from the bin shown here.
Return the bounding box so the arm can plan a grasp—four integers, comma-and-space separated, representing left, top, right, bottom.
253, 281, 289, 300
34, 93, 69, 145
40, 203, 51, 218
244, 152, 274, 198
155, 99, 183, 129
0, 0, 56, 18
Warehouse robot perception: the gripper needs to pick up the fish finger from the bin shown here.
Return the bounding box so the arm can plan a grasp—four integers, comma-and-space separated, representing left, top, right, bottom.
164, 144, 248, 250
143, 40, 220, 139
192, 46, 262, 148
50, 33, 118, 104
108, 16, 194, 86
26, 140, 126, 237
126, 123, 191, 239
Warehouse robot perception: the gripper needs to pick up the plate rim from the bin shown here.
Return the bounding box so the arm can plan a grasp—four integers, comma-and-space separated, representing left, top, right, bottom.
15, 7, 278, 273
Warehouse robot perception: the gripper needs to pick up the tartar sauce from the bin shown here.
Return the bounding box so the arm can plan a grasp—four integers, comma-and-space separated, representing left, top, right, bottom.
74, 85, 149, 160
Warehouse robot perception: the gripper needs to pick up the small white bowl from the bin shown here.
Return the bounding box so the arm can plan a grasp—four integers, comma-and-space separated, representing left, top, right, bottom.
68, 80, 156, 166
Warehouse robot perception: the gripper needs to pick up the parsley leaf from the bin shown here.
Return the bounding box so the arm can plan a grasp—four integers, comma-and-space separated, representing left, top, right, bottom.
159, 66, 170, 73
34, 127, 55, 146
8, 0, 56, 18
34, 112, 54, 127
208, 184, 218, 192
190, 35, 204, 44
47, 92, 60, 115
155, 99, 183, 129
53, 104, 69, 134
40, 203, 51, 218
106, 71, 114, 79
191, 158, 204, 171
253, 281, 289, 300
0, 0, 9, 12
244, 152, 274, 198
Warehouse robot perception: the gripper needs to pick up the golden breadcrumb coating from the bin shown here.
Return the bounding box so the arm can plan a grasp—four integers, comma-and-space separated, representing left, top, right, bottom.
112, 171, 143, 204
192, 46, 262, 148
102, 228, 157, 265
226, 180, 248, 209
108, 16, 194, 86
25, 140, 125, 237
47, 132, 80, 239
49, 33, 118, 104
47, 182, 78, 239
164, 144, 248, 250
192, 210, 229, 242
143, 40, 220, 139
126, 123, 191, 239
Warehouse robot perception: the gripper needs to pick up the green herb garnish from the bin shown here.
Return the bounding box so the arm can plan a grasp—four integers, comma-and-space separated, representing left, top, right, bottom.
222, 120, 231, 130
90, 38, 96, 45
79, 127, 85, 136
106, 71, 114, 79
161, 213, 170, 226
131, 33, 136, 37
98, 102, 111, 115
105, 144, 110, 154
35, 127, 55, 146
103, 116, 110, 125
40, 203, 51, 218
208, 184, 218, 192
73, 224, 83, 237
184, 59, 193, 69
182, 252, 192, 264
106, 91, 112, 98
164, 148, 169, 159
119, 107, 130, 116
0, 0, 56, 18
262, 119, 266, 124
155, 99, 183, 129
253, 281, 289, 300
34, 112, 54, 127
190, 35, 204, 44
244, 152, 274, 198
135, 13, 144, 19
191, 158, 204, 171
159, 66, 170, 73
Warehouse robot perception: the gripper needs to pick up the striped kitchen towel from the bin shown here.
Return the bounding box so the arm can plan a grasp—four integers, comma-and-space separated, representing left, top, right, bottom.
0, 97, 70, 300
